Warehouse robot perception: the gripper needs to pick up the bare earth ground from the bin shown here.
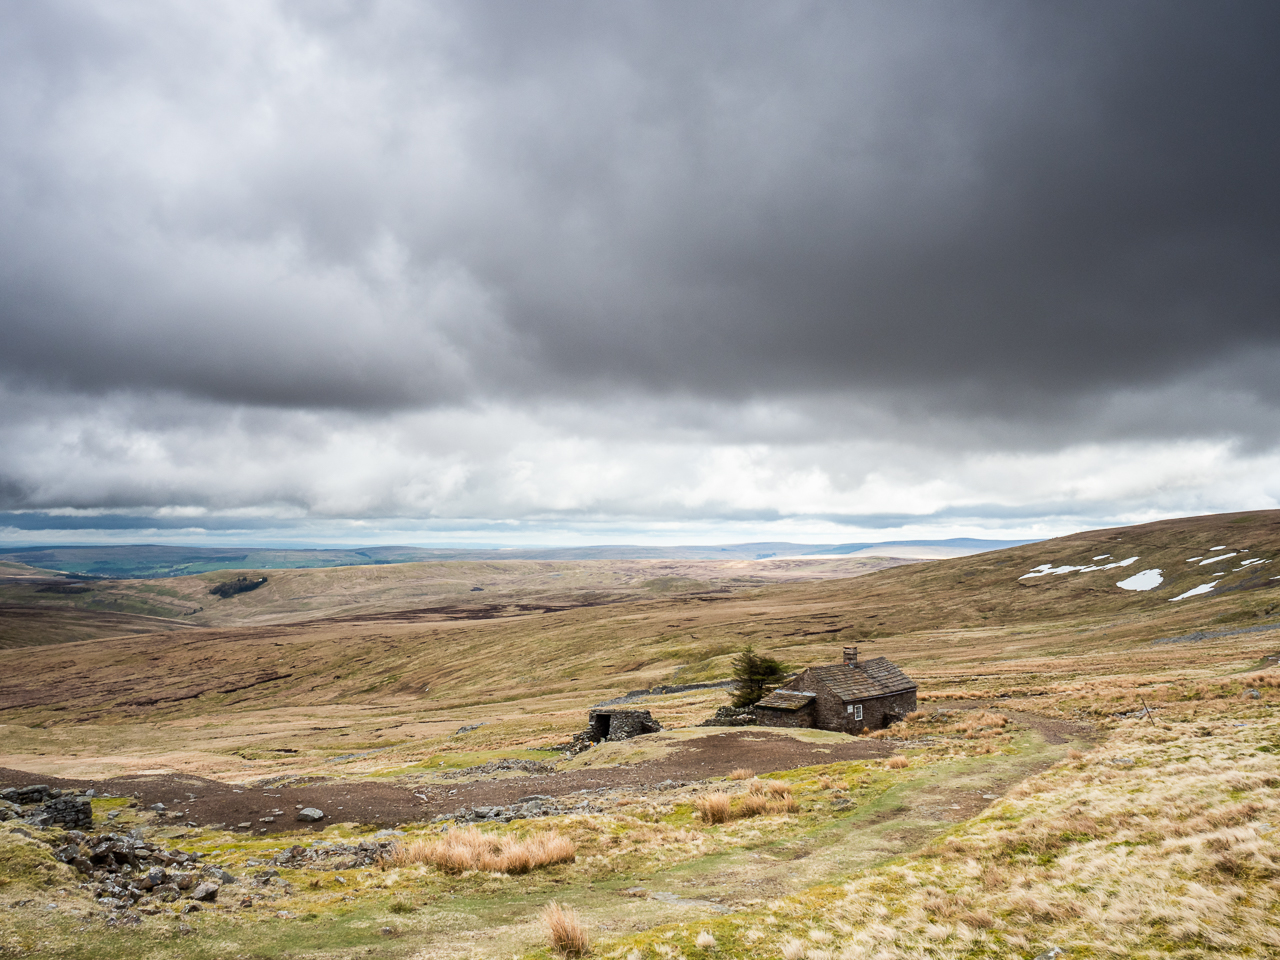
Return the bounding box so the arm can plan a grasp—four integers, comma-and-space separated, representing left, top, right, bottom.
0, 730, 898, 831
0, 715, 1091, 834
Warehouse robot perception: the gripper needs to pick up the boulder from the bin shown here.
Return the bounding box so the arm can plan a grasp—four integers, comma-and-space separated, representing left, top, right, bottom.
190, 881, 219, 902
296, 808, 324, 823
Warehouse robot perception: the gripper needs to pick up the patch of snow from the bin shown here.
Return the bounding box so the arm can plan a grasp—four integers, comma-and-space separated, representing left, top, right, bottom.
1020, 556, 1139, 579
1211, 545, 1227, 550
1171, 583, 1217, 601
1186, 557, 1202, 562
1238, 558, 1266, 568
1117, 569, 1163, 592
1198, 553, 1238, 565
1092, 554, 1111, 560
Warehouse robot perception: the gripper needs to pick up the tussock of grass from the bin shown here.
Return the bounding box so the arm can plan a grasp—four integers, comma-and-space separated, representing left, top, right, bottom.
695, 781, 798, 823
747, 778, 793, 798
728, 767, 755, 780
886, 755, 910, 769
695, 792, 732, 825
388, 826, 575, 874
543, 900, 589, 957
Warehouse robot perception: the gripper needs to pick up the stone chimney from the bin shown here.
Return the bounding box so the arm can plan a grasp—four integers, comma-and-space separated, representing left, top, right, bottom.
843, 645, 858, 665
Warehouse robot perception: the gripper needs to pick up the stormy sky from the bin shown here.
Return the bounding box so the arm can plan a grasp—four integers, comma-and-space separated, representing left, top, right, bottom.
2, 1, 1279, 547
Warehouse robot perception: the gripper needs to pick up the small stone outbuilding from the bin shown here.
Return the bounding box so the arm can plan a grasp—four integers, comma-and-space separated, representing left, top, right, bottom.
587, 708, 663, 742
754, 647, 916, 734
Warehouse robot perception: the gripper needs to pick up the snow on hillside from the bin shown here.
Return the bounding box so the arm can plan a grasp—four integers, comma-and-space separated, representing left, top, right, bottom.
1117, 569, 1163, 591
1020, 541, 1272, 603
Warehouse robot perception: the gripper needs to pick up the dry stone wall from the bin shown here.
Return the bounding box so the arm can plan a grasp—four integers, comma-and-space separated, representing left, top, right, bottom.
0, 785, 92, 830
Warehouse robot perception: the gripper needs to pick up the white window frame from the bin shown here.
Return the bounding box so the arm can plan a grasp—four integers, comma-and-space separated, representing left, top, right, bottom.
853, 704, 863, 721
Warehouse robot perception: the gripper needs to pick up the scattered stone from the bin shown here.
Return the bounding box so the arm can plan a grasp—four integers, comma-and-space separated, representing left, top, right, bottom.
699, 705, 757, 727
191, 882, 219, 902
181, 902, 202, 914
149, 803, 166, 812
296, 808, 324, 823
437, 758, 554, 780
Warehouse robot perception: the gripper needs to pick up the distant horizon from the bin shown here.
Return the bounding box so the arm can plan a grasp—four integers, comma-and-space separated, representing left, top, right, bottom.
0, 507, 1190, 553
0, 535, 1037, 553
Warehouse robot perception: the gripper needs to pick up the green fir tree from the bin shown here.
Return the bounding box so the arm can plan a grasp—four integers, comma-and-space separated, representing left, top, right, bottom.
731, 646, 787, 707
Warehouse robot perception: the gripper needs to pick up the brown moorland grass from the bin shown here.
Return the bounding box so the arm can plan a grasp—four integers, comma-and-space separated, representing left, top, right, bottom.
3, 510, 1280, 783
4, 511, 1280, 960
695, 792, 732, 824
591, 686, 1280, 960
543, 901, 590, 957
388, 826, 576, 874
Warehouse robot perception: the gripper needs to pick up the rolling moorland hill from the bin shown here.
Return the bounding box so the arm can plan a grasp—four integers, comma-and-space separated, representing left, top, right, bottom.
0, 509, 1275, 752
0, 510, 1278, 959
0, 555, 917, 648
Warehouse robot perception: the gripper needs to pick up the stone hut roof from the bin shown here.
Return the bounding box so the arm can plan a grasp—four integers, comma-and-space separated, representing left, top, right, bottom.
755, 690, 816, 711
803, 656, 916, 702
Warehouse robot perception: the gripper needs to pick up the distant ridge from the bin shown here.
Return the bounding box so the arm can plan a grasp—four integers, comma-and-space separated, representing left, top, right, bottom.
0, 538, 1033, 579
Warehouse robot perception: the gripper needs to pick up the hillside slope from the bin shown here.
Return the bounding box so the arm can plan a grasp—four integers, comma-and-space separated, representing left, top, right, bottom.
0, 554, 916, 644
0, 510, 1275, 745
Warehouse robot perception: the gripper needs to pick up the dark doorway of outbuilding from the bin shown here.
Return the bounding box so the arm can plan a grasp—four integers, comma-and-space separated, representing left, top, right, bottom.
591, 713, 611, 740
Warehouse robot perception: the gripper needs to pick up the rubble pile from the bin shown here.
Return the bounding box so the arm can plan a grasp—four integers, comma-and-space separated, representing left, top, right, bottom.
699, 705, 757, 727
437, 758, 555, 780
561, 730, 596, 756
432, 783, 697, 825
0, 785, 93, 830
51, 831, 227, 914
436, 794, 593, 824
269, 837, 398, 870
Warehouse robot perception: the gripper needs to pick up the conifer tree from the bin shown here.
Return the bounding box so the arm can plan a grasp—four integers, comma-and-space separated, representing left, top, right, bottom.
731, 646, 787, 707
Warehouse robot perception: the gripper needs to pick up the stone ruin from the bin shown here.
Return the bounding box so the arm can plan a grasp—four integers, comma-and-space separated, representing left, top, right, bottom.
1, 785, 92, 830
698, 704, 757, 727
564, 709, 663, 755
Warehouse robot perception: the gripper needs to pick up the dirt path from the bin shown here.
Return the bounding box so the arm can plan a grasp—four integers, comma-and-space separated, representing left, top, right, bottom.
0, 730, 892, 832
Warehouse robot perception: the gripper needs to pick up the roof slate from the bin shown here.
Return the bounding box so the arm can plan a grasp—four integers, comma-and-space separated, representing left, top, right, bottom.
801, 656, 916, 701
755, 690, 816, 711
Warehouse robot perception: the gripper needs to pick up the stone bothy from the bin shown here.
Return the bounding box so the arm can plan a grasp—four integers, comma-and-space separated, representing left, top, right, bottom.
587, 708, 663, 743
754, 646, 916, 734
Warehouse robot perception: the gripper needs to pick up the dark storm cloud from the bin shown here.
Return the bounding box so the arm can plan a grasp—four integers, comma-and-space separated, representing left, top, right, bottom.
2, 0, 1277, 419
